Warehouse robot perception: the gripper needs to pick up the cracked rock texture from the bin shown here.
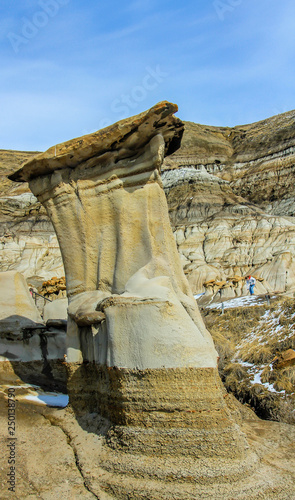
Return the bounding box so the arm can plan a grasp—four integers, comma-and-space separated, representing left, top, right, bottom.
1, 383, 295, 499
2, 104, 295, 498
7, 101, 262, 495
0, 385, 97, 499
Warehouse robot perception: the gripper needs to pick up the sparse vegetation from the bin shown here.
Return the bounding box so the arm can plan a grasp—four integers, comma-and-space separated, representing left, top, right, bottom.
202, 297, 295, 424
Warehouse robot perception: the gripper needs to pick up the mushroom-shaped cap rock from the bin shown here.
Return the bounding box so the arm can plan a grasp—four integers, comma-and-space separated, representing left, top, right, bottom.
9, 101, 184, 182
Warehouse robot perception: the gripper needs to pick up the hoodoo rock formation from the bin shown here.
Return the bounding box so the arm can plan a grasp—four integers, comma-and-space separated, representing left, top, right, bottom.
0, 271, 66, 390
2, 110, 295, 301
9, 102, 295, 498
10, 102, 217, 369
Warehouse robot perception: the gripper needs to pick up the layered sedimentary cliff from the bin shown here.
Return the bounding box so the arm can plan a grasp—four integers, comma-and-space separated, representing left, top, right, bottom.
163, 111, 295, 296
0, 150, 63, 282
3, 103, 295, 499
1, 109, 295, 297
164, 111, 295, 218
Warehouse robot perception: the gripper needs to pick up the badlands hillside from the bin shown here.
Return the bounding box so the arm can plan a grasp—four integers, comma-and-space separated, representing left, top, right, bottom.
1, 109, 295, 299
0, 107, 294, 499
163, 109, 295, 298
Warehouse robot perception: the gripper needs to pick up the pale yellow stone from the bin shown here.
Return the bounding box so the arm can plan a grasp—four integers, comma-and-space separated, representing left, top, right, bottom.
11, 102, 217, 369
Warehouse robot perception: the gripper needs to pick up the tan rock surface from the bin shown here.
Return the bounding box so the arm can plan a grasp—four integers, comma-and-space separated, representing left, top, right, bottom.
168, 209, 295, 296
0, 149, 38, 198
8, 102, 269, 495
9, 101, 184, 183
164, 110, 295, 217
272, 349, 295, 370
0, 271, 42, 325
161, 109, 295, 296
43, 297, 68, 323
0, 150, 64, 284
4, 104, 295, 498
0, 271, 66, 364
11, 102, 217, 370
0, 389, 97, 499
2, 109, 295, 297
0, 386, 294, 499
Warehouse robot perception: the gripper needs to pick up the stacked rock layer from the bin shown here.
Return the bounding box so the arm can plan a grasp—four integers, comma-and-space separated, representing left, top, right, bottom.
163, 112, 295, 297
8, 102, 268, 497
2, 109, 295, 300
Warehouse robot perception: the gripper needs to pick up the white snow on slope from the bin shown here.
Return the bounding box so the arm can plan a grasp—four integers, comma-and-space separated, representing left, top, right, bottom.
2, 383, 69, 408
24, 392, 69, 407
206, 295, 264, 310
237, 360, 285, 394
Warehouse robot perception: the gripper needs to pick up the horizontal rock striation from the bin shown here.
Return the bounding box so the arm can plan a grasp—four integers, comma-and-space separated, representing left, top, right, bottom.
0, 150, 64, 284
2, 109, 295, 298
162, 110, 295, 297
10, 101, 218, 368
164, 111, 295, 218
8, 102, 262, 495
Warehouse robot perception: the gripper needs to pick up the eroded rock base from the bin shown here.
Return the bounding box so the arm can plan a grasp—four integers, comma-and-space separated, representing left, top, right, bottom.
1, 371, 294, 499
67, 364, 252, 464
65, 364, 295, 498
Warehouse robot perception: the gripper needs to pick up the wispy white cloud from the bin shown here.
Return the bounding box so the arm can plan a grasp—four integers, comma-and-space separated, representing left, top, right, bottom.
1, 0, 295, 149
88, 20, 148, 44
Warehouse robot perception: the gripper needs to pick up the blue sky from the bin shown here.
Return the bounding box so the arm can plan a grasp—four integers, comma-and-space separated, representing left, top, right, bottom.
1, 0, 295, 151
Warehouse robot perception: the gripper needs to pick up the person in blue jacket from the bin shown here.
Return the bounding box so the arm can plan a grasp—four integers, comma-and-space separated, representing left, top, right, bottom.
246, 275, 256, 295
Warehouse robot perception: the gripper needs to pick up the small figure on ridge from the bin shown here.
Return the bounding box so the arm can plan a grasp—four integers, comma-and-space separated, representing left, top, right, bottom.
246, 275, 256, 295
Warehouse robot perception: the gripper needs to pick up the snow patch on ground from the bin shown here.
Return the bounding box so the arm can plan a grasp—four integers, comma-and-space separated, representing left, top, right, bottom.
2, 383, 69, 408
235, 305, 291, 352
206, 295, 263, 310
236, 360, 285, 394
251, 368, 281, 393
24, 392, 69, 407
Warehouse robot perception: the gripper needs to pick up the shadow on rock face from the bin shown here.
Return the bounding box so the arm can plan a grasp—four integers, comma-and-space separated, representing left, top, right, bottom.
65, 362, 111, 439
0, 314, 45, 339
0, 312, 67, 391
3, 360, 67, 393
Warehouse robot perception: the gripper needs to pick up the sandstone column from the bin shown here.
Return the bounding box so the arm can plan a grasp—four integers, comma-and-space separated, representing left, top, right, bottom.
10, 101, 252, 474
